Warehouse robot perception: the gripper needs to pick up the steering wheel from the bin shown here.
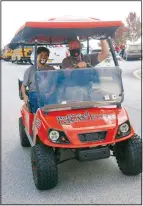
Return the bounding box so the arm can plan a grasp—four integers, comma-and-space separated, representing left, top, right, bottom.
73, 62, 92, 69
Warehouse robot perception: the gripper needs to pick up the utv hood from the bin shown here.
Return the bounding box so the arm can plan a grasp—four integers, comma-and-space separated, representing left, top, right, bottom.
43, 107, 128, 133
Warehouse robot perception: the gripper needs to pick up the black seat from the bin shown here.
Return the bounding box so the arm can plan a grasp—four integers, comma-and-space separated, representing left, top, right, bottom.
18, 79, 32, 113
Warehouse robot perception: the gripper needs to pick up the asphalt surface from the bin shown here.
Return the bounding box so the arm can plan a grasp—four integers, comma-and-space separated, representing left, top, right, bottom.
1, 59, 142, 204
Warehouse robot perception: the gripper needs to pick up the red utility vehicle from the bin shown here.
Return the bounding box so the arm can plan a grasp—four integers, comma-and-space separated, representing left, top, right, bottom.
9, 16, 141, 190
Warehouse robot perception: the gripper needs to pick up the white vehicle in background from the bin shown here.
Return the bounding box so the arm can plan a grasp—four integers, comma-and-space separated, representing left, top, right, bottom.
123, 43, 141, 60
81, 47, 92, 55
31, 45, 67, 69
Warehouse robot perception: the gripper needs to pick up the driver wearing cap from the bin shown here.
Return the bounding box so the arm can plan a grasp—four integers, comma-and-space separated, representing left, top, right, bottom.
62, 38, 109, 69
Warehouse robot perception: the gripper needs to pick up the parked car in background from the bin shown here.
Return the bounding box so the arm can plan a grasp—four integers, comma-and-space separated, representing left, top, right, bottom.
123, 43, 141, 60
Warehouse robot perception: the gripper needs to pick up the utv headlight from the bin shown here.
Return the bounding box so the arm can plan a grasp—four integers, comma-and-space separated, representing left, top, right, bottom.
49, 130, 60, 142
48, 129, 70, 144
116, 121, 131, 139
119, 123, 129, 133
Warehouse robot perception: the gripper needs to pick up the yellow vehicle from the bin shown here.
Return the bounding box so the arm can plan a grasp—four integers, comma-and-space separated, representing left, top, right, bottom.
0, 49, 4, 60
11, 45, 32, 63
2, 46, 13, 61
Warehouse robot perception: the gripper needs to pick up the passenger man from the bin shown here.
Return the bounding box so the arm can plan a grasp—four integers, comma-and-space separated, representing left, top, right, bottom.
21, 46, 55, 114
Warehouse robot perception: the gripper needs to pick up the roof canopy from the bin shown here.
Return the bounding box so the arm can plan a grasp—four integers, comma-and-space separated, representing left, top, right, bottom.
9, 16, 122, 49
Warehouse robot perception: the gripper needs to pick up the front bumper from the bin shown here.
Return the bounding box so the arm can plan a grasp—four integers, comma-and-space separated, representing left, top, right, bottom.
75, 146, 110, 161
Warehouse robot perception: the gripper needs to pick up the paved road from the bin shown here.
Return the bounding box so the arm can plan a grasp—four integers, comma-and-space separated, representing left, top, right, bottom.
121, 60, 141, 136
1, 60, 141, 204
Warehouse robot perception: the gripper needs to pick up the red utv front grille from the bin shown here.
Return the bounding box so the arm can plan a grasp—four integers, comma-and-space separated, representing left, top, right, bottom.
78, 131, 107, 142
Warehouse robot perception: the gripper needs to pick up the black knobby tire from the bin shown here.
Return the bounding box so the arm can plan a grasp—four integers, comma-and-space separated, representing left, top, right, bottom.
115, 135, 142, 175
31, 144, 58, 190
19, 117, 30, 147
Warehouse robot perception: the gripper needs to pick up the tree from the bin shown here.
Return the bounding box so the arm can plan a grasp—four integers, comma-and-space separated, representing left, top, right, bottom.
113, 24, 128, 46
126, 12, 141, 43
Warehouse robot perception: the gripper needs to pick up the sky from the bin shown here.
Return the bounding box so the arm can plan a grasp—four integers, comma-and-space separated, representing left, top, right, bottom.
1, 1, 141, 47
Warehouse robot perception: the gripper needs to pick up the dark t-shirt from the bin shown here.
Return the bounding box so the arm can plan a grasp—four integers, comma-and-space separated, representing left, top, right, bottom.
61, 53, 99, 69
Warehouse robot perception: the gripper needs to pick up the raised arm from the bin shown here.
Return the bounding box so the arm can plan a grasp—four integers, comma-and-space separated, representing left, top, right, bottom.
97, 40, 109, 63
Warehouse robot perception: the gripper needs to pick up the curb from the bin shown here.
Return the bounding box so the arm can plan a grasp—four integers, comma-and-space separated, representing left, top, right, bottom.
133, 69, 141, 79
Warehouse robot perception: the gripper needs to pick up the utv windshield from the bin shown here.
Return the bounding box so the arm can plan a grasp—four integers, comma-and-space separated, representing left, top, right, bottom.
36, 67, 123, 110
